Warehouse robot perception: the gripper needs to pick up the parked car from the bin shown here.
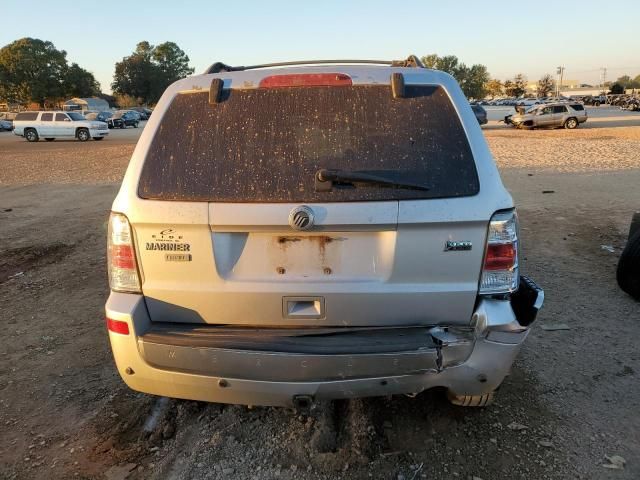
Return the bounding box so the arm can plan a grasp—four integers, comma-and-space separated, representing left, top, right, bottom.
96, 111, 113, 122
0, 111, 16, 121
516, 98, 543, 108
105, 57, 544, 409
126, 110, 142, 121
583, 95, 606, 106
81, 110, 100, 119
504, 102, 587, 129
610, 95, 629, 107
126, 108, 146, 120
620, 98, 640, 111
617, 212, 640, 300
91, 111, 123, 129
109, 110, 139, 128
12, 111, 109, 141
0, 112, 15, 130
129, 107, 152, 120
471, 104, 488, 125
84, 111, 105, 121
495, 98, 515, 106
88, 111, 122, 128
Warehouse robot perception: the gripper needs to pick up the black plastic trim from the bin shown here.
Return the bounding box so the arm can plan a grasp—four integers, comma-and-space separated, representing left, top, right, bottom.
139, 324, 438, 355
510, 275, 544, 327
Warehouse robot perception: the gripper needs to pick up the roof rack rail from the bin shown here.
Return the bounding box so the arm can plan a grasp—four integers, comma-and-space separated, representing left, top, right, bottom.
204, 55, 425, 74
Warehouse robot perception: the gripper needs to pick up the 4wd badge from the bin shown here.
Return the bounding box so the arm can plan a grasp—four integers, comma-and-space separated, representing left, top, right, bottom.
445, 240, 472, 251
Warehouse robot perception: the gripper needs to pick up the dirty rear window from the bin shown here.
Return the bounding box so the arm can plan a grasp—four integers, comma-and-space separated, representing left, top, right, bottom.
138, 84, 478, 202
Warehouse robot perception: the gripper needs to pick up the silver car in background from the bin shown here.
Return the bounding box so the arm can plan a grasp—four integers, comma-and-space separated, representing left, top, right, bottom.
506, 102, 587, 129
0, 119, 12, 131
105, 57, 543, 409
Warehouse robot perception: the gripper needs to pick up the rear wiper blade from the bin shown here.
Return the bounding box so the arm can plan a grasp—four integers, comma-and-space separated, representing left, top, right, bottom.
315, 169, 429, 191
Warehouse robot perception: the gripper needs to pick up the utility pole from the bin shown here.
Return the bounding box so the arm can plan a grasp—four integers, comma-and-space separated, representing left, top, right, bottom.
556, 66, 565, 98
600, 67, 607, 94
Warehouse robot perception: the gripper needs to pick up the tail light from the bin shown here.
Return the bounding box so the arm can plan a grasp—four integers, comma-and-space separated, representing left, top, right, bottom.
108, 213, 141, 293
480, 210, 519, 295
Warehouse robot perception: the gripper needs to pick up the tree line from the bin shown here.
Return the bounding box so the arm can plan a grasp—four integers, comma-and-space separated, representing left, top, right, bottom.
111, 41, 194, 105
483, 73, 639, 99
485, 74, 555, 99
0, 38, 194, 107
605, 74, 640, 94
0, 41, 501, 105
613, 74, 640, 89
0, 38, 100, 107
420, 54, 490, 99
2, 38, 635, 107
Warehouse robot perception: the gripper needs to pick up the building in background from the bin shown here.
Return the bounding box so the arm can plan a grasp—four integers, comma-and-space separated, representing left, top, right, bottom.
63, 97, 110, 112
526, 79, 581, 95
558, 79, 580, 89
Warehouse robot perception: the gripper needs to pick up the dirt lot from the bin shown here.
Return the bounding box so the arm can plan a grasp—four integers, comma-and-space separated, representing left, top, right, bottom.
1, 116, 639, 480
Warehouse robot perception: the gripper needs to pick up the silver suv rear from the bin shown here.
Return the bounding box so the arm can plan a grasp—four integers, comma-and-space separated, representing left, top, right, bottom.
105, 57, 543, 408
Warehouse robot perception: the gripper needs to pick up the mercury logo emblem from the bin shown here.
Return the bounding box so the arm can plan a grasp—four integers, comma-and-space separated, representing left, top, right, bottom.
288, 205, 315, 231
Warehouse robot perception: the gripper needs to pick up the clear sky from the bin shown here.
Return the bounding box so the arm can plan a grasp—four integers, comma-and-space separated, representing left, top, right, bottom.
2, 0, 639, 93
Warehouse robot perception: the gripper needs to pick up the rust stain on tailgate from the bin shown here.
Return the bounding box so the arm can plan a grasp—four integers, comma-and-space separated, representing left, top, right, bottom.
274, 235, 347, 270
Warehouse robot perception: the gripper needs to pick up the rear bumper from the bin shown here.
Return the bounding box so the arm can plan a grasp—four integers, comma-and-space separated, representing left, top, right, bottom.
105, 279, 543, 406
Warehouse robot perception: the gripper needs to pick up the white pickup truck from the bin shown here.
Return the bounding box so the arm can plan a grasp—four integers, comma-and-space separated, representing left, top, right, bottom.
13, 111, 109, 141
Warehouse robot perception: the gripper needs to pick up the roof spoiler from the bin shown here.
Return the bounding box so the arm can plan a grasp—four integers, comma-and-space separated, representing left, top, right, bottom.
204, 55, 425, 74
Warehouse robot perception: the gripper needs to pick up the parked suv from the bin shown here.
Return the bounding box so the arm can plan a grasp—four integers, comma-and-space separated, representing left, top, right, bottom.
505, 102, 587, 129
13, 111, 109, 141
0, 112, 16, 131
471, 104, 488, 125
90, 111, 124, 129
584, 95, 606, 106
105, 57, 543, 408
109, 110, 139, 128
129, 107, 153, 120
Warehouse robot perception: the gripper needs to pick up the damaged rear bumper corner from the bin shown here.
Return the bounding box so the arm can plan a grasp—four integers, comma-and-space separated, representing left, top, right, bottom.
105, 278, 543, 407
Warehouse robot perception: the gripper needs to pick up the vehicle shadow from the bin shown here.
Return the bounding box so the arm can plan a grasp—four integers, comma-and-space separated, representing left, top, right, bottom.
104, 362, 563, 480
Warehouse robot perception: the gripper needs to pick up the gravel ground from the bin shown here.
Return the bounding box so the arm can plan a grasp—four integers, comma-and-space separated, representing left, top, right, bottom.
489, 127, 640, 173
0, 126, 140, 184
2, 113, 640, 183
0, 120, 639, 480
